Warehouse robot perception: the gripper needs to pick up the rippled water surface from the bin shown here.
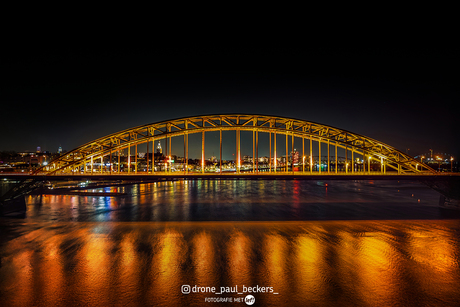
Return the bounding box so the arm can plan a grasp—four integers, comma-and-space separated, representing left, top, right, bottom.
1, 180, 459, 306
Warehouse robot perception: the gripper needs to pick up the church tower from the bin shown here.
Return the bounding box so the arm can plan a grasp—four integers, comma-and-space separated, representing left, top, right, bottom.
156, 141, 162, 154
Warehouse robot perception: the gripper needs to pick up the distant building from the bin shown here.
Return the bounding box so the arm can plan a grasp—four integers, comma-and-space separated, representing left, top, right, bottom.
37, 146, 41, 153
156, 141, 162, 154
243, 155, 252, 162
292, 149, 299, 164
258, 156, 269, 163
58, 146, 62, 154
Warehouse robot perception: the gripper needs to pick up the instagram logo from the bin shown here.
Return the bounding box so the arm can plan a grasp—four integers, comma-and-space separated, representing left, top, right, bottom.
181, 285, 191, 294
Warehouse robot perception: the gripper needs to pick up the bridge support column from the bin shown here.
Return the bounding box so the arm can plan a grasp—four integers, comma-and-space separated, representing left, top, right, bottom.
202, 131, 205, 174
185, 134, 188, 174
183, 134, 186, 174
310, 137, 312, 174
285, 133, 288, 173
146, 138, 149, 174
327, 140, 330, 173
253, 130, 255, 173
269, 132, 272, 173
128, 146, 131, 174
166, 136, 168, 173
302, 137, 305, 173
335, 143, 338, 174
168, 135, 171, 173
110, 150, 112, 175
291, 134, 294, 173
363, 152, 366, 174
91, 156, 93, 175
219, 129, 222, 174
274, 132, 276, 173
135, 144, 138, 174
345, 145, 348, 173
118, 150, 120, 173
256, 130, 259, 173
319, 139, 321, 173
237, 129, 241, 173
352, 148, 354, 173
152, 139, 156, 173
345, 146, 348, 174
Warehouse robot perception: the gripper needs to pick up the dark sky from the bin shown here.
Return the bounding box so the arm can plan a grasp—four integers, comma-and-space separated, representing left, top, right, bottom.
1, 46, 458, 158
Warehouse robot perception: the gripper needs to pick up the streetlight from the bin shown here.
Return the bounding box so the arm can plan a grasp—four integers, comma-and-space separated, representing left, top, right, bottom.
436, 156, 442, 172
451, 156, 454, 172
303, 156, 305, 173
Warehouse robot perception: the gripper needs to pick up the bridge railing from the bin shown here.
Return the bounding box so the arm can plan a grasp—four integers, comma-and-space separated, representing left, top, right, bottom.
9, 171, 454, 176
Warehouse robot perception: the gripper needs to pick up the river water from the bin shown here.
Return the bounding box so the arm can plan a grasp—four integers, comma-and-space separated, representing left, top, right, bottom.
1, 180, 459, 306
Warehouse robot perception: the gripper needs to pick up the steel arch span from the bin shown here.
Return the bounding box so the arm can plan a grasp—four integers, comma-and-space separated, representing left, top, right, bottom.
35, 114, 436, 175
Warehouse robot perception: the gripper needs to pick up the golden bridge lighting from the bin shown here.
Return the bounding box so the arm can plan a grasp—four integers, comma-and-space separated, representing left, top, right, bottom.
33, 114, 436, 176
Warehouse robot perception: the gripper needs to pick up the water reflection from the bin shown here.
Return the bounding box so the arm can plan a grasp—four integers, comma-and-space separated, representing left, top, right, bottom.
358, 232, 398, 305
19, 179, 460, 223
2, 180, 460, 306
227, 231, 251, 287
195, 232, 216, 280
260, 233, 287, 306
294, 234, 325, 304
1, 221, 459, 306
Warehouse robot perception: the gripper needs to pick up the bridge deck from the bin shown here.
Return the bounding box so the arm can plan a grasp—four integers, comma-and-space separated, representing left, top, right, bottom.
2, 172, 458, 181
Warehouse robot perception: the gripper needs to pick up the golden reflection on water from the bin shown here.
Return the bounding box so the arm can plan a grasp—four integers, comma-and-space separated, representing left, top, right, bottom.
295, 234, 325, 304
192, 231, 216, 286
119, 231, 138, 303
41, 234, 64, 306
139, 184, 147, 204
11, 249, 33, 307
357, 233, 398, 305
1, 221, 459, 306
260, 233, 288, 305
227, 231, 251, 286
407, 224, 460, 301
408, 227, 457, 273
79, 230, 111, 305
151, 229, 187, 303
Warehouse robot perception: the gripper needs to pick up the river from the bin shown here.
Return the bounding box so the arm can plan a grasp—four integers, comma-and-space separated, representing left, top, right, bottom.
1, 180, 459, 306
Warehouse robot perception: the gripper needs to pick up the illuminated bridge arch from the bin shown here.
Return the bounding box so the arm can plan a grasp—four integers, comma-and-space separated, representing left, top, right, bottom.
36, 114, 436, 175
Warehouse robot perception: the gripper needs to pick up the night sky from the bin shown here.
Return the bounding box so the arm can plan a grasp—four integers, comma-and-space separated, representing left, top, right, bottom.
1, 46, 458, 159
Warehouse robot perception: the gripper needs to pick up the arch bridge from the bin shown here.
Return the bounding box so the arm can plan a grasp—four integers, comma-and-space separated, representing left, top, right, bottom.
35, 114, 435, 176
